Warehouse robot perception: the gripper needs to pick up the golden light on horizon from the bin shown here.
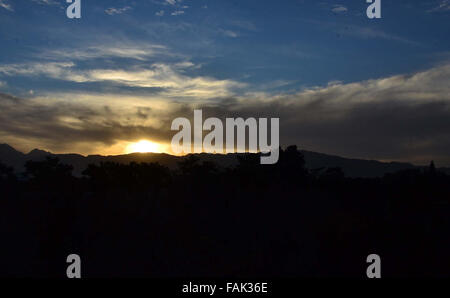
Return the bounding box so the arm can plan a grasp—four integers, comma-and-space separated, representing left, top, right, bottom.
125, 140, 162, 154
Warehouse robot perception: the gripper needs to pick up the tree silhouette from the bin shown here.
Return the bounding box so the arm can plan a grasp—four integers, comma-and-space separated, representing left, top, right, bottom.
278, 145, 308, 183
24, 157, 73, 190
0, 144, 449, 278
429, 160, 436, 176
177, 155, 200, 176
0, 162, 15, 182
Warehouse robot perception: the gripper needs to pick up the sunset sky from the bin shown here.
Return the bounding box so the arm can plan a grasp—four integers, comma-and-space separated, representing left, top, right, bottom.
0, 0, 449, 165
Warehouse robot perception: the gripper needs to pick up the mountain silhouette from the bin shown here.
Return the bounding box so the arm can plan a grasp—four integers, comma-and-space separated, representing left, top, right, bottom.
0, 144, 25, 167
27, 148, 52, 159
0, 143, 421, 177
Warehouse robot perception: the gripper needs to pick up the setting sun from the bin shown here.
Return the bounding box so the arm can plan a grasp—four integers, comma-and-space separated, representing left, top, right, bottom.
126, 140, 161, 154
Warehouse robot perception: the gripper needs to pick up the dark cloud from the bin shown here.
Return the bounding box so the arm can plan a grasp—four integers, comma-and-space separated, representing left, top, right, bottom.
0, 93, 174, 152
0, 64, 449, 165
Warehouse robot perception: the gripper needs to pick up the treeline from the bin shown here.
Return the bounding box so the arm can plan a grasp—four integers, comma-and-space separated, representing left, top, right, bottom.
0, 146, 449, 277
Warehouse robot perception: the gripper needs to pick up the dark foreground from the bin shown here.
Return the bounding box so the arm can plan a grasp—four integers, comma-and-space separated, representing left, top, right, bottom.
0, 146, 449, 278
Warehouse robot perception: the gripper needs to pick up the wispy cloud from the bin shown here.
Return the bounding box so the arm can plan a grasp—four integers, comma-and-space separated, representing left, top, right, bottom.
0, 0, 13, 11
341, 25, 421, 46
156, 0, 188, 17
331, 5, 348, 14
0, 62, 76, 78
0, 61, 246, 99
36, 43, 169, 61
171, 10, 184, 16
428, 0, 450, 12
31, 0, 61, 6
165, 0, 177, 5
221, 29, 239, 38
105, 6, 132, 16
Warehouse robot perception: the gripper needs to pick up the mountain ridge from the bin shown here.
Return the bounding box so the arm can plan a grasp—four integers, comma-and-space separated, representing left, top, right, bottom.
0, 143, 430, 178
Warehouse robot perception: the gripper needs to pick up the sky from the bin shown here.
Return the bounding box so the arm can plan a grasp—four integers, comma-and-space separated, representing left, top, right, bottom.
0, 0, 449, 165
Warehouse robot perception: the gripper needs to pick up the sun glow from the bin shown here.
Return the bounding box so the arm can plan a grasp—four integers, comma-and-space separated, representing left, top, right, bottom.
125, 140, 162, 154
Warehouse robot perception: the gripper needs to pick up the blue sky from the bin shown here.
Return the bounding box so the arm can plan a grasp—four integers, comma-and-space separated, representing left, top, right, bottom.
0, 0, 448, 95
0, 0, 449, 164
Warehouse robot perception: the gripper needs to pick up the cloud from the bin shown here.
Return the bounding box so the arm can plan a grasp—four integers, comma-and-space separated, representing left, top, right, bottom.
37, 43, 169, 61
0, 91, 196, 155
0, 81, 6, 88
156, 10, 165, 16
31, 0, 61, 6
0, 41, 243, 99
0, 64, 449, 165
165, 0, 177, 5
342, 26, 420, 46
428, 0, 450, 12
171, 10, 184, 16
0, 62, 76, 78
221, 29, 239, 38
0, 61, 246, 99
105, 6, 132, 15
331, 5, 348, 14
0, 93, 168, 154
0, 0, 13, 11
